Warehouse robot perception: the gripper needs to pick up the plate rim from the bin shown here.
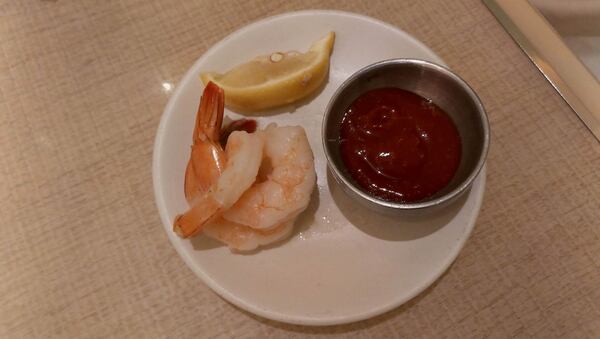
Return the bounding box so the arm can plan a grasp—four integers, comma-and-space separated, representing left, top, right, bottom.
153, 9, 486, 326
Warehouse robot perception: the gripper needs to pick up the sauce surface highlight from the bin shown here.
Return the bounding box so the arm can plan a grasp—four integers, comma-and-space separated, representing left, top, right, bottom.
339, 88, 461, 203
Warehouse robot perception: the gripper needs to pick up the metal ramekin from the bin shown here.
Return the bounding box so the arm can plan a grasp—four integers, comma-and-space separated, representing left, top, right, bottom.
322, 59, 490, 214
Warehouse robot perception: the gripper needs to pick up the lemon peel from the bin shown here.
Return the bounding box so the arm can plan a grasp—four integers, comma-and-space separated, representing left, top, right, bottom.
201, 32, 335, 112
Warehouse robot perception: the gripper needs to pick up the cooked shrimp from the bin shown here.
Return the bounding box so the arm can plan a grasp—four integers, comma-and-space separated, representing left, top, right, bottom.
174, 130, 264, 238
184, 82, 226, 203
222, 123, 316, 230
203, 217, 294, 251
174, 84, 315, 250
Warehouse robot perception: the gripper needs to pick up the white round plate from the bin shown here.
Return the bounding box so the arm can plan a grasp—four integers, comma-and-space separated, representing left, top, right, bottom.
153, 10, 486, 326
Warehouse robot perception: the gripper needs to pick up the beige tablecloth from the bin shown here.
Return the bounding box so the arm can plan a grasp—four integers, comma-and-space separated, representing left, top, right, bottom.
1, 0, 599, 337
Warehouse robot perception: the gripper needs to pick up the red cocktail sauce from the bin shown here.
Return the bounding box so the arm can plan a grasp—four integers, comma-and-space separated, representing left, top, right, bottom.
339, 88, 461, 203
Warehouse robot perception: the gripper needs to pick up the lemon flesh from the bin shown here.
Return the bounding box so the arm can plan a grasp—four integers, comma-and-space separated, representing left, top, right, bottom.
201, 32, 335, 112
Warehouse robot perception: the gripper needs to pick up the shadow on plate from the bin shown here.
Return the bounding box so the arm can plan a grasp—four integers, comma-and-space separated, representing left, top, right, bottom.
327, 170, 469, 241
190, 233, 223, 251
190, 186, 320, 253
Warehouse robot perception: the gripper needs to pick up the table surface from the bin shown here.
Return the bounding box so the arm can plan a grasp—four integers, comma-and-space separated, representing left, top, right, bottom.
2, 0, 599, 337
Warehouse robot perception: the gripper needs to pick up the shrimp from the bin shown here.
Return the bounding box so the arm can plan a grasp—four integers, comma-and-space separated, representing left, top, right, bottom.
222, 123, 316, 230
174, 84, 315, 251
203, 217, 295, 251
184, 82, 226, 203
174, 129, 264, 238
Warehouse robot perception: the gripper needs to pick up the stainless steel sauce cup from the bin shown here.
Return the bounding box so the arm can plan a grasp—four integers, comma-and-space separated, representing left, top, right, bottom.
322, 59, 490, 214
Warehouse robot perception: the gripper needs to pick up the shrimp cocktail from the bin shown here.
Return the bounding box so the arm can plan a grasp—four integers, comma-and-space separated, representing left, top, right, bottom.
173, 33, 335, 252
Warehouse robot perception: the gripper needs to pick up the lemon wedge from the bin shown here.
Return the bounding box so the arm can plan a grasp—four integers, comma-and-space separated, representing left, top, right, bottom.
201, 32, 335, 112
